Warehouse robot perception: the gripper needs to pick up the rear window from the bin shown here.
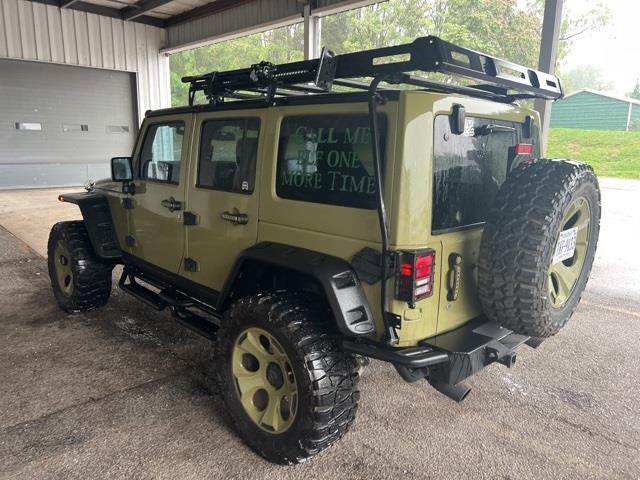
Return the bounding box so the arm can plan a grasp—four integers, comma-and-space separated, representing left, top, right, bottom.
276, 114, 386, 209
432, 115, 527, 232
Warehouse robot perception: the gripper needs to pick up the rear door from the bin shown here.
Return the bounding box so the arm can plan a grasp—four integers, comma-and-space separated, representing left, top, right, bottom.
432, 113, 526, 334
127, 114, 193, 273
182, 111, 265, 291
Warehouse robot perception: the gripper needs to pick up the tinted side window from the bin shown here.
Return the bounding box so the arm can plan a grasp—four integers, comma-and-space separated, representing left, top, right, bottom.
198, 118, 260, 193
276, 114, 385, 209
140, 122, 185, 183
432, 115, 521, 232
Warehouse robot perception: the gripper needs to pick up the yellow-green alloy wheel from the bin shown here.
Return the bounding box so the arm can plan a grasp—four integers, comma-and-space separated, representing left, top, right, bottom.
548, 196, 591, 309
232, 327, 298, 433
216, 293, 359, 464
54, 240, 74, 298
47, 221, 113, 313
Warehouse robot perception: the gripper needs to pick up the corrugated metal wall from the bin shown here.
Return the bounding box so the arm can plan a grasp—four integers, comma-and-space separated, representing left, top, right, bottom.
550, 91, 631, 131
0, 0, 170, 122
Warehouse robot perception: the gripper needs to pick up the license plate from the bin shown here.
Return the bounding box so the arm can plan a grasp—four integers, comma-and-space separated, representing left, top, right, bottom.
553, 227, 578, 264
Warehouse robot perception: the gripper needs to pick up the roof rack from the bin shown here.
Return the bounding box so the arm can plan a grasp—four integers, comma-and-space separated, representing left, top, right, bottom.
182, 35, 563, 106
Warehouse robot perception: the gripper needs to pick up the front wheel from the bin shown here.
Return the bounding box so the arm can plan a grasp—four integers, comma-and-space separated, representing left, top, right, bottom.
47, 221, 113, 313
215, 292, 359, 464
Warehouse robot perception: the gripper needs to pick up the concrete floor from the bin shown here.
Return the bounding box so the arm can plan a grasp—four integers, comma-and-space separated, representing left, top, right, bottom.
0, 188, 80, 257
0, 179, 639, 480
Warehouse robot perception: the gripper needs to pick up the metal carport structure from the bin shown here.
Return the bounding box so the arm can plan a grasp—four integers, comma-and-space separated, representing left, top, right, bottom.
0, 0, 563, 188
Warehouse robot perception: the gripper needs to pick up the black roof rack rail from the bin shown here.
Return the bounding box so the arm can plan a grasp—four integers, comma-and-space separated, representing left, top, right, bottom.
182, 35, 563, 106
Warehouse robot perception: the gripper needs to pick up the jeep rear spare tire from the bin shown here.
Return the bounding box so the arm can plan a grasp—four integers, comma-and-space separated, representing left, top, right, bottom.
478, 160, 601, 337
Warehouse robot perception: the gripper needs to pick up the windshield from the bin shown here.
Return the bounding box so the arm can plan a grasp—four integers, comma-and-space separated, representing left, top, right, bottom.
432, 115, 530, 232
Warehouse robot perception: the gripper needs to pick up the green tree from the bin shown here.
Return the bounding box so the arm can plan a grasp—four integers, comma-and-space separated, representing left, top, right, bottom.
322, 0, 541, 68
170, 0, 610, 106
561, 64, 613, 94
629, 80, 640, 101
169, 24, 304, 105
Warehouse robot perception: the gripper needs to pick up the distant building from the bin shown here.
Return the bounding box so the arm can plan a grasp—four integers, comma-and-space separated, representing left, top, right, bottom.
550, 89, 640, 131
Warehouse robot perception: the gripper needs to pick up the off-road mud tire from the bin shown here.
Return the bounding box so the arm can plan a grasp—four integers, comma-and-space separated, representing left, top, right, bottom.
47, 221, 113, 313
216, 292, 359, 464
478, 160, 600, 337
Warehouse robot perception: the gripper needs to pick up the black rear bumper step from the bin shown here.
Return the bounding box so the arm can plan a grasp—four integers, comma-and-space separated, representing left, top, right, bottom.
343, 341, 449, 368
525, 336, 545, 349
346, 317, 531, 386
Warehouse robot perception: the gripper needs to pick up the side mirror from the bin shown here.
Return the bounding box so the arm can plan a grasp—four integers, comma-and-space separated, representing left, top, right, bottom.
111, 157, 133, 182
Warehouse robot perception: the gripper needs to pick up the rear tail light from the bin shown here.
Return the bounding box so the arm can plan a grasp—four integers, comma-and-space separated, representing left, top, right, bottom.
514, 143, 533, 155
395, 249, 436, 307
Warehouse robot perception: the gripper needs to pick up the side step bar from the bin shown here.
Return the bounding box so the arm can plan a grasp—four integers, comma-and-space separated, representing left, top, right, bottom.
119, 278, 165, 310
118, 268, 220, 340
171, 307, 217, 340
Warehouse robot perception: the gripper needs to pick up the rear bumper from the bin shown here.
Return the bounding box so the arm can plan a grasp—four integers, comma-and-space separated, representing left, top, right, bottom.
343, 317, 533, 386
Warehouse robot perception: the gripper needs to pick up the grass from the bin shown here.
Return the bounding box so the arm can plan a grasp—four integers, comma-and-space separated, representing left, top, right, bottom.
547, 128, 640, 179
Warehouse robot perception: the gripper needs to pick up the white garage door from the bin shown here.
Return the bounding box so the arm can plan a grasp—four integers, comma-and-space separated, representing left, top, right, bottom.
0, 59, 137, 189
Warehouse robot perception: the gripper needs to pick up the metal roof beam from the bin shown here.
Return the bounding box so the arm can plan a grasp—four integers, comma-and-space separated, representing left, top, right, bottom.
26, 0, 165, 28
165, 0, 253, 28
60, 0, 81, 7
122, 0, 174, 21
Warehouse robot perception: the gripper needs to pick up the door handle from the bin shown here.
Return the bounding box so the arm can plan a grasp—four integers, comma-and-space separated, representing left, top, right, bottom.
221, 211, 249, 225
447, 253, 462, 302
161, 197, 182, 212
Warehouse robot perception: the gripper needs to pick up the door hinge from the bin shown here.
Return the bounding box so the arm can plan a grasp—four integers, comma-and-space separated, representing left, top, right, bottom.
122, 197, 135, 209
184, 257, 199, 272
183, 211, 199, 226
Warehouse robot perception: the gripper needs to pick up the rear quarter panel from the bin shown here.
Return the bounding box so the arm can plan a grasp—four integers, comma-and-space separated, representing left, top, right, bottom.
257, 100, 399, 337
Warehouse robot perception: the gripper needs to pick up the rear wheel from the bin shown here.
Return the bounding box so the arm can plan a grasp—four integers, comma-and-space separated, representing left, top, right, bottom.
47, 221, 113, 313
216, 292, 359, 464
478, 160, 601, 337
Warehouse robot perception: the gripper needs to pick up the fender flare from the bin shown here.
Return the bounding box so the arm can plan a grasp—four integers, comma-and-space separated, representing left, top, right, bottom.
58, 191, 122, 260
219, 242, 376, 337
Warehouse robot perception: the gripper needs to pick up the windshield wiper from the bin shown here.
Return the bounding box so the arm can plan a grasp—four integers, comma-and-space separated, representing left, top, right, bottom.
474, 124, 516, 137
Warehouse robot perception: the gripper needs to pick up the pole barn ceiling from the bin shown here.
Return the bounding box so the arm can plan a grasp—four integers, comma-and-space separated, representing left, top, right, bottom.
25, 1, 383, 50
27, 0, 247, 27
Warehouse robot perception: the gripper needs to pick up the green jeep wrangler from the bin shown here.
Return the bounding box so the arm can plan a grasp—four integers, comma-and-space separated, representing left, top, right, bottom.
47, 36, 600, 464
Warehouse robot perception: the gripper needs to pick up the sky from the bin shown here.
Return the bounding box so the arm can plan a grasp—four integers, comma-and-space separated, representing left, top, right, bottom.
557, 0, 640, 96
